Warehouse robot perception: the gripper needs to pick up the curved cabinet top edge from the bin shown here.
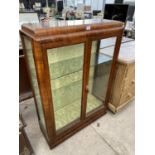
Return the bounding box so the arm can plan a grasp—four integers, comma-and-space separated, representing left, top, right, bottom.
20, 19, 124, 40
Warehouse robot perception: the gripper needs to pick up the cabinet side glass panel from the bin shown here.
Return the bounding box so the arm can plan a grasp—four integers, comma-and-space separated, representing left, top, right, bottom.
86, 38, 116, 114
23, 36, 48, 137
47, 43, 84, 131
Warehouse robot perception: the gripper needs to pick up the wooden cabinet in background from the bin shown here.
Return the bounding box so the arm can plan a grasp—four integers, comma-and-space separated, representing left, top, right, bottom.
109, 61, 135, 113
101, 41, 135, 113
19, 48, 33, 101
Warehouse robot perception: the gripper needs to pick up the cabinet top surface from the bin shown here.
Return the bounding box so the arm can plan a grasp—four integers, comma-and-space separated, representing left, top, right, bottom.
20, 19, 124, 38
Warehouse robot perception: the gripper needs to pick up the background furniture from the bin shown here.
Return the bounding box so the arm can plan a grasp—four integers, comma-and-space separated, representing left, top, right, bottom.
104, 4, 129, 22
93, 10, 101, 16
125, 20, 135, 39
19, 0, 55, 9
20, 19, 124, 148
57, 0, 63, 14
19, 47, 33, 101
100, 41, 135, 113
19, 115, 34, 155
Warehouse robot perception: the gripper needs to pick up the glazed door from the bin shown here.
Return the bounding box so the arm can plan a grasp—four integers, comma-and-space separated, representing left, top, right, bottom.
47, 43, 85, 131
84, 37, 117, 116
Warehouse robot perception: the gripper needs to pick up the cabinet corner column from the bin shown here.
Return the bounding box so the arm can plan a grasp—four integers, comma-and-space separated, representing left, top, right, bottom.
32, 41, 56, 144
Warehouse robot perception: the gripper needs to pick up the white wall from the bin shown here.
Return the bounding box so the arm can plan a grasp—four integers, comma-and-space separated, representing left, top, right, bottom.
92, 0, 98, 10
92, 0, 106, 10
106, 0, 115, 4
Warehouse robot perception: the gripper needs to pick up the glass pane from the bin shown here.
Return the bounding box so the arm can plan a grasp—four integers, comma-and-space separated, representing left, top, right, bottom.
23, 36, 47, 137
85, 0, 91, 5
86, 38, 116, 114
47, 43, 84, 131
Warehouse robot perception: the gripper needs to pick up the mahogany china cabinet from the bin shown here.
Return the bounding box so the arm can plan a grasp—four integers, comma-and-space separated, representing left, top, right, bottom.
20, 19, 124, 148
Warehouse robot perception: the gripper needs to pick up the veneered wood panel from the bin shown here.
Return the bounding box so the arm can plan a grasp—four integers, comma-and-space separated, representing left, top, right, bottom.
20, 19, 124, 148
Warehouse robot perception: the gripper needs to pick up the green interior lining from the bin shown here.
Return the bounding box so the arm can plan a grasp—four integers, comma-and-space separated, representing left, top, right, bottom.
47, 41, 111, 131
55, 94, 103, 130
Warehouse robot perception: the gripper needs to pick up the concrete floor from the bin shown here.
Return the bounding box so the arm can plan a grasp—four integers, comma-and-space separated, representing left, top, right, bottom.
20, 98, 135, 155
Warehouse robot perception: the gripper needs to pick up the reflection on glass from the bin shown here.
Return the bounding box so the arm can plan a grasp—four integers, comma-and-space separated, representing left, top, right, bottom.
86, 38, 116, 114
47, 43, 84, 130
23, 37, 47, 137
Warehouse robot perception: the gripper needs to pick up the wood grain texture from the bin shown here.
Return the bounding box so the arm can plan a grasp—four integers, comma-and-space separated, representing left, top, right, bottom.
32, 41, 56, 144
108, 60, 135, 113
100, 41, 135, 113
20, 19, 124, 148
